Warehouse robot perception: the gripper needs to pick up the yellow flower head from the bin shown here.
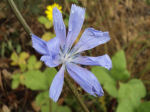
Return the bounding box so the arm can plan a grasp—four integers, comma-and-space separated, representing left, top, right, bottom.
45, 3, 62, 22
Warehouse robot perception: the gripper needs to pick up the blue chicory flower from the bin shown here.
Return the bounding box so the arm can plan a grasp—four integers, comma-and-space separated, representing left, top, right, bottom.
31, 4, 112, 102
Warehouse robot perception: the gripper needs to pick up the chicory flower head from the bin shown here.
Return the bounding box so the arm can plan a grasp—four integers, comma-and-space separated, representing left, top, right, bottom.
31, 4, 112, 102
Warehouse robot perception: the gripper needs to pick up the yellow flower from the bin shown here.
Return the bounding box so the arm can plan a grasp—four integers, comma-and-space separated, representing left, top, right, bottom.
45, 3, 62, 22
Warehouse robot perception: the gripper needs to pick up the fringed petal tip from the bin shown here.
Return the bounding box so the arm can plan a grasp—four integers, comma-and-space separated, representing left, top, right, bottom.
91, 77, 104, 97
71, 4, 86, 14
104, 54, 112, 70
72, 54, 112, 70
93, 86, 104, 97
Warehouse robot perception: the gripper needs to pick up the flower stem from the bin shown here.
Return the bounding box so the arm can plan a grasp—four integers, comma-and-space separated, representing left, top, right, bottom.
7, 0, 32, 35
7, 1, 90, 112
49, 99, 52, 112
64, 73, 90, 112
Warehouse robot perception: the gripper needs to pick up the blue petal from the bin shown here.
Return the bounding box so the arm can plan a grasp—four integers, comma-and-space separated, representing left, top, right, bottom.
46, 37, 60, 57
53, 8, 66, 48
49, 65, 65, 102
66, 63, 104, 97
31, 34, 48, 55
65, 4, 85, 51
72, 28, 110, 53
41, 37, 61, 67
40, 55, 60, 67
72, 54, 112, 70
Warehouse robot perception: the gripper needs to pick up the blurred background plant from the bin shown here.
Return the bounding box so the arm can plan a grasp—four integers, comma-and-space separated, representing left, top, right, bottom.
0, 0, 150, 112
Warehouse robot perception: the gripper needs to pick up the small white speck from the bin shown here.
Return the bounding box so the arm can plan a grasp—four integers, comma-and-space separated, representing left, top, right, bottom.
81, 15, 84, 19
71, 10, 75, 14
69, 25, 72, 31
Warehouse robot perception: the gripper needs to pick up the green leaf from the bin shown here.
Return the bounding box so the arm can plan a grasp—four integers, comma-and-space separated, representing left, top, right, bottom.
112, 50, 126, 69
24, 70, 48, 90
127, 79, 146, 98
19, 52, 29, 71
38, 16, 48, 23
19, 52, 29, 64
38, 16, 53, 29
117, 79, 146, 112
27, 55, 42, 70
111, 69, 130, 81
10, 52, 29, 71
23, 67, 57, 91
137, 101, 150, 112
44, 68, 57, 86
35, 91, 71, 112
36, 91, 49, 106
92, 66, 118, 97
103, 83, 118, 97
92, 67, 114, 84
10, 52, 18, 65
42, 32, 55, 41
11, 74, 20, 89
41, 104, 49, 112
19, 64, 27, 72
117, 99, 134, 112
11, 79, 20, 89
111, 50, 130, 80
27, 55, 36, 70
35, 91, 50, 112
56, 106, 71, 112
35, 61, 42, 69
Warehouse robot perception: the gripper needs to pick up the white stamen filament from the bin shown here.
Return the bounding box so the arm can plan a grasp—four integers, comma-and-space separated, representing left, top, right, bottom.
61, 53, 73, 63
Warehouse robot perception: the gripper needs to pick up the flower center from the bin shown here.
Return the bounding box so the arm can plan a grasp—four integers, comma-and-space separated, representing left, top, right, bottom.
61, 53, 73, 64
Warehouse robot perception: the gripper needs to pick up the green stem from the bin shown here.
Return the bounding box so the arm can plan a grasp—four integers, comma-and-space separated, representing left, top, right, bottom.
7, 1, 90, 112
64, 73, 90, 112
7, 0, 32, 35
49, 99, 52, 112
